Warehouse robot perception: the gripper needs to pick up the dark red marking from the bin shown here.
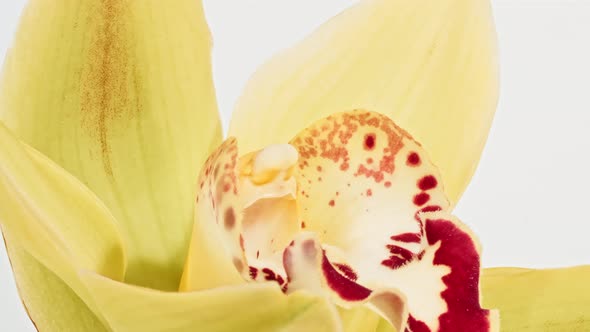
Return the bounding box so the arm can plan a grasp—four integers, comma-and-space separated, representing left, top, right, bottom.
364, 133, 376, 150
407, 315, 430, 332
334, 263, 358, 282
407, 152, 421, 166
249, 266, 258, 279
425, 218, 492, 331
415, 205, 443, 223
322, 252, 371, 301
329, 200, 335, 207
224, 207, 236, 229
301, 221, 306, 229
390, 233, 421, 243
418, 175, 438, 191
386, 245, 414, 260
413, 192, 430, 206
381, 256, 406, 270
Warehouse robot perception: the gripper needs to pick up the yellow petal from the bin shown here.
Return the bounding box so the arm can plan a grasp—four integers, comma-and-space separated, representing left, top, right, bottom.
0, 0, 221, 290
0, 122, 125, 327
81, 272, 342, 332
0, 123, 125, 285
4, 243, 109, 332
482, 266, 590, 331
338, 307, 383, 332
230, 0, 498, 205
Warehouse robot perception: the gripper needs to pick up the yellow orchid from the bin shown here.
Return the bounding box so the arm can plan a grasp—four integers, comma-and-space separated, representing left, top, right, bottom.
0, 0, 588, 332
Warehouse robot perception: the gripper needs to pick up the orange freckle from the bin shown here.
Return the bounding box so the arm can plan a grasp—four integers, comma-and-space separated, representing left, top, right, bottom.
317, 165, 322, 172
384, 181, 392, 188
336, 192, 340, 196
318, 177, 322, 182
367, 189, 373, 197
367, 158, 373, 164
301, 221, 306, 228
329, 200, 335, 207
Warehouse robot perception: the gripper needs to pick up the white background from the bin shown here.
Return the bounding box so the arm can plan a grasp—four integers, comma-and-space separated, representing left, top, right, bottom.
1, 0, 589, 330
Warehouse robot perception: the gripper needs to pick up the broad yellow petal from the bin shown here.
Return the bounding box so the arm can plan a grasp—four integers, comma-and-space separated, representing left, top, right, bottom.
82, 272, 342, 332
482, 266, 590, 331
0, 0, 221, 290
230, 0, 498, 205
4, 243, 109, 332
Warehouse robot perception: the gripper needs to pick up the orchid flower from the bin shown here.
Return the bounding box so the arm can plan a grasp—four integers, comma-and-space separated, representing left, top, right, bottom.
0, 0, 588, 331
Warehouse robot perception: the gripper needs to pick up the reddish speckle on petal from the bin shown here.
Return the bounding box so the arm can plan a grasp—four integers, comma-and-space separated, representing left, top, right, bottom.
418, 175, 438, 191
233, 257, 244, 272
384, 181, 392, 188
224, 207, 236, 229
413, 192, 430, 206
301, 221, 306, 229
366, 189, 373, 197
364, 133, 376, 150
317, 165, 323, 172
329, 200, 335, 207
407, 152, 421, 166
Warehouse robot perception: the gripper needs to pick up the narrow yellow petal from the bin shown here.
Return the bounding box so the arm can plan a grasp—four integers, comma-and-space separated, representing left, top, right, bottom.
482, 266, 590, 331
0, 0, 222, 290
81, 272, 342, 332
0, 122, 126, 328
4, 243, 109, 332
0, 123, 125, 284
230, 0, 498, 205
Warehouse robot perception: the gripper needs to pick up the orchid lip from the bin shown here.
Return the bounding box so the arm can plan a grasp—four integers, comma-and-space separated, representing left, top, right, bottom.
188, 110, 499, 332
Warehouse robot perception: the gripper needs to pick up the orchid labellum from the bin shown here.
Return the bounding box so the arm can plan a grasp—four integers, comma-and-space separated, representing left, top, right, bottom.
0, 0, 588, 331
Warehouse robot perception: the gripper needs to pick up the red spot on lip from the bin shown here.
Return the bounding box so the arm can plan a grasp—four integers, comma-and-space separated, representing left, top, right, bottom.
413, 192, 430, 206
322, 252, 371, 301
390, 233, 421, 243
329, 200, 335, 207
381, 256, 406, 270
249, 266, 258, 279
334, 263, 358, 282
364, 133, 376, 150
407, 152, 421, 166
407, 315, 430, 332
418, 175, 438, 190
